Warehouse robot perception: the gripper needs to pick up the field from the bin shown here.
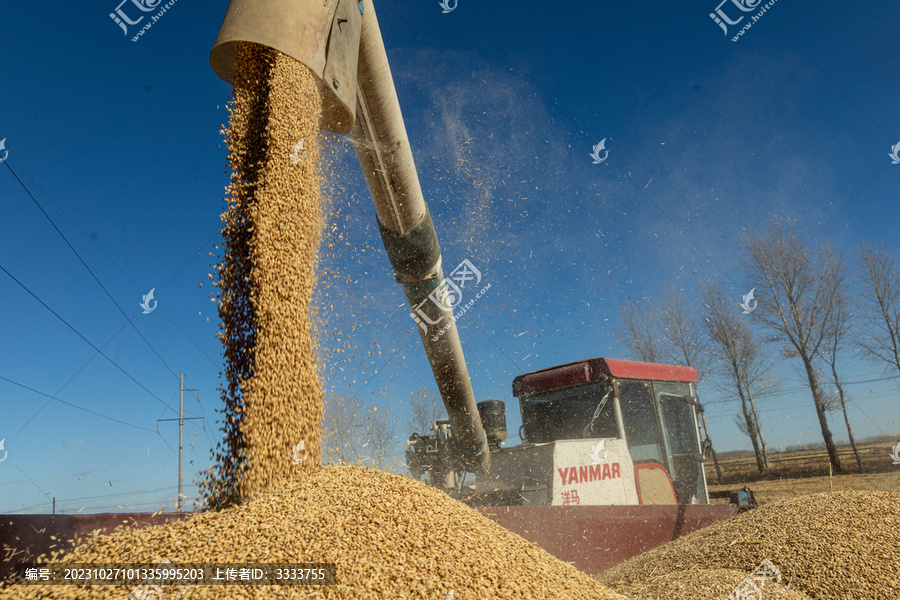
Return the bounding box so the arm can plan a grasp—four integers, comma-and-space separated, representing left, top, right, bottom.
705, 442, 900, 505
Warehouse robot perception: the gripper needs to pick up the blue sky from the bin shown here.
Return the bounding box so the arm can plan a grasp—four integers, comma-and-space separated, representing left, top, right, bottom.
1, 1, 898, 514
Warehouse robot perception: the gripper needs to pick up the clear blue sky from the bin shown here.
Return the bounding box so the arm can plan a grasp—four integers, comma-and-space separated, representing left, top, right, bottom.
1, 1, 898, 514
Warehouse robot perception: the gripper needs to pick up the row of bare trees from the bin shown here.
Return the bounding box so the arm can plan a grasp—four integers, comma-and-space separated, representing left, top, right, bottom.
616, 221, 900, 476
321, 386, 445, 471
615, 286, 729, 481
321, 394, 395, 469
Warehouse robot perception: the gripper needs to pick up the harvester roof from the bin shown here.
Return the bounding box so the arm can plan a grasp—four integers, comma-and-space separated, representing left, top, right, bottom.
512, 357, 698, 397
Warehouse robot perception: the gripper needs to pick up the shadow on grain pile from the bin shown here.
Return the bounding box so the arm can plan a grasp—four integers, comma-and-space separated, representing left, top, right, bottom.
0, 466, 627, 600
598, 490, 900, 600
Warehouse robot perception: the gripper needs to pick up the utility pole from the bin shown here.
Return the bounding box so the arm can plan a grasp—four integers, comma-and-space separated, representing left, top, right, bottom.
52, 497, 55, 515
158, 375, 204, 512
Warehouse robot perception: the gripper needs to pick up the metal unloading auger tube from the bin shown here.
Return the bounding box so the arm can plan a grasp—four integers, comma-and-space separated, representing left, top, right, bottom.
209, 0, 490, 472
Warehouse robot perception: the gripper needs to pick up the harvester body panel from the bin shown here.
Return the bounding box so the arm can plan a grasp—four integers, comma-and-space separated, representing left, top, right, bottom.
551, 439, 638, 506
473, 443, 554, 505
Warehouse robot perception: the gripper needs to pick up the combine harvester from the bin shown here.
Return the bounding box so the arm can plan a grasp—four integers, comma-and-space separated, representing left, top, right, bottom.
0, 0, 753, 580
406, 357, 755, 573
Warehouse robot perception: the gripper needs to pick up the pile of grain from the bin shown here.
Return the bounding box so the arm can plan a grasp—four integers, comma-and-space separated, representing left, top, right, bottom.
1, 466, 627, 600
600, 490, 900, 599
198, 42, 325, 509
608, 568, 811, 600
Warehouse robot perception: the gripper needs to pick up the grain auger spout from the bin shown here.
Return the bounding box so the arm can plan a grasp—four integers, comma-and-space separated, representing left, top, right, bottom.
208, 0, 491, 472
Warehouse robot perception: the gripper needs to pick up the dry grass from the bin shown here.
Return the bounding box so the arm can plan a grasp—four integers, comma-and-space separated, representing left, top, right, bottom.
709, 471, 900, 505
707, 443, 896, 483
706, 442, 900, 505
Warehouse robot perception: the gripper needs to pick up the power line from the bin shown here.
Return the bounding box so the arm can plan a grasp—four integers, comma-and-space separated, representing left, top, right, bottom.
161, 323, 218, 449
754, 372, 900, 397
57, 485, 181, 504
1, 374, 155, 433
15, 466, 52, 502
1, 373, 184, 504
18, 170, 137, 287
150, 438, 178, 495
166, 231, 221, 285
168, 317, 219, 369
71, 500, 197, 514
2, 369, 193, 475
703, 371, 900, 406
706, 389, 893, 423
0, 263, 169, 411
14, 320, 132, 433
4, 486, 184, 514
3, 136, 221, 506
4, 159, 181, 383
13, 48, 104, 137
7, 501, 54, 514
845, 397, 886, 435
156, 430, 181, 458
5, 157, 222, 453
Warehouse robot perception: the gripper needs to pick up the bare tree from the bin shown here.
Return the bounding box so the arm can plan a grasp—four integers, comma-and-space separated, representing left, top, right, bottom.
813, 368, 840, 413
614, 297, 664, 363
700, 281, 773, 473
407, 387, 445, 437
366, 406, 396, 471
855, 241, 900, 376
742, 221, 845, 473
322, 392, 369, 465
659, 284, 724, 484
816, 263, 864, 472
733, 413, 752, 440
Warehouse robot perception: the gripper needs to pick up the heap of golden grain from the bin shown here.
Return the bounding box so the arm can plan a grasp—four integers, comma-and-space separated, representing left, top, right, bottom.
1, 466, 626, 600
599, 490, 900, 599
